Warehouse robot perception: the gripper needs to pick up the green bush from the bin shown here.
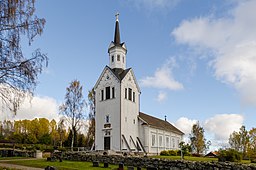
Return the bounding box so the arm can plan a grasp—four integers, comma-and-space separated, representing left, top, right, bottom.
168, 150, 178, 156
160, 150, 169, 156
218, 149, 242, 162
160, 150, 179, 156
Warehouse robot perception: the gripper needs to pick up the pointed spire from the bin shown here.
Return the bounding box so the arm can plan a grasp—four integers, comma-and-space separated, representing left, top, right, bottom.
114, 12, 121, 45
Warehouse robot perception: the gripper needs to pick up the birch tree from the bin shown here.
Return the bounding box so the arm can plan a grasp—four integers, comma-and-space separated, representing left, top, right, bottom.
59, 80, 86, 151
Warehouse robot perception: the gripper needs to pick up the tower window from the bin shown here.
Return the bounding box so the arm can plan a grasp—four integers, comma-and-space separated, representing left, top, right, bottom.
133, 92, 135, 102
117, 55, 120, 61
106, 86, 110, 100
125, 88, 127, 99
106, 115, 110, 123
123, 56, 124, 63
111, 56, 114, 62
112, 87, 115, 98
101, 90, 104, 101
128, 88, 132, 101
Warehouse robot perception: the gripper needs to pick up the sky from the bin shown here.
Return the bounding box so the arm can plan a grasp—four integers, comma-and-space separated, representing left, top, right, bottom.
2, 0, 256, 150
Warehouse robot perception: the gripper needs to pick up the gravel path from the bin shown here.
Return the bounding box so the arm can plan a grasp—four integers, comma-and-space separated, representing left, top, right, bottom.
0, 159, 44, 170
0, 162, 44, 170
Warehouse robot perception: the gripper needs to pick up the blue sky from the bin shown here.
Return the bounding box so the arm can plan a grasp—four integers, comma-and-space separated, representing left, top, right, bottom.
4, 0, 256, 149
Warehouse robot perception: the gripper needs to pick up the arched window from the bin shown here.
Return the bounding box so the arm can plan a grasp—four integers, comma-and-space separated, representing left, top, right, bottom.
117, 55, 120, 61
111, 56, 114, 62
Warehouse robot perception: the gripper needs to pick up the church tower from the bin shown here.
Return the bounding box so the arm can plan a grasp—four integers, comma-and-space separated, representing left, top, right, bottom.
94, 14, 184, 154
108, 13, 127, 70
94, 14, 141, 152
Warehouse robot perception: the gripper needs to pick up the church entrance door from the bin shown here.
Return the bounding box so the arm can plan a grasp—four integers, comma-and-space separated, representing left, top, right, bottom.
104, 137, 110, 150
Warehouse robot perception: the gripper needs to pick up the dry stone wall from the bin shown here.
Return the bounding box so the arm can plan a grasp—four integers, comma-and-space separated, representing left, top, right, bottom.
56, 152, 256, 170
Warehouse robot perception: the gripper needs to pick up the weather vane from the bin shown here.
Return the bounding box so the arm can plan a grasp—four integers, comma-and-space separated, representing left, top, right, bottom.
115, 12, 119, 21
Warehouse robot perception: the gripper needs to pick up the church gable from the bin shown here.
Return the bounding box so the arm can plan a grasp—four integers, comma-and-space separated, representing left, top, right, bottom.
94, 66, 120, 90
121, 69, 140, 93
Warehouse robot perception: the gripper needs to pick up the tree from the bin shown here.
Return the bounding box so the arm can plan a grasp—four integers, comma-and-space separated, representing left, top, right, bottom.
57, 118, 66, 148
64, 128, 77, 148
85, 89, 95, 148
59, 80, 86, 151
179, 141, 192, 159
229, 131, 240, 151
229, 125, 249, 158
28, 118, 39, 143
49, 119, 59, 146
189, 121, 209, 155
77, 133, 86, 147
248, 128, 256, 160
0, 0, 47, 113
38, 118, 50, 139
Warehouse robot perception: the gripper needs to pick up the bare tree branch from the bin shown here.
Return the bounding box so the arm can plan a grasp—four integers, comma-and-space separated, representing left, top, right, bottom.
0, 0, 47, 114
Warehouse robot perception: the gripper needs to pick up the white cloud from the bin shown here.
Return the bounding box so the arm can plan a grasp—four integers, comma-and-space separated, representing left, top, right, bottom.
175, 117, 197, 135
140, 58, 184, 90
128, 0, 180, 10
156, 91, 167, 102
174, 114, 244, 149
204, 114, 244, 141
172, 0, 256, 106
0, 95, 60, 121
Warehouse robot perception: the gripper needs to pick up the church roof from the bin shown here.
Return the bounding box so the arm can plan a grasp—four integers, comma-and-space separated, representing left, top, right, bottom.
107, 66, 131, 80
114, 20, 121, 45
108, 14, 126, 53
139, 112, 184, 135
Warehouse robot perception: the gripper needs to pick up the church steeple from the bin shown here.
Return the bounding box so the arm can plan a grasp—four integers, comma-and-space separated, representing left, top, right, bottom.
114, 13, 121, 45
108, 13, 127, 70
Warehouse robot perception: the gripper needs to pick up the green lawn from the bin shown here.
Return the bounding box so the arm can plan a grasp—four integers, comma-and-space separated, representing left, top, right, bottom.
0, 156, 254, 170
0, 159, 145, 170
0, 157, 28, 160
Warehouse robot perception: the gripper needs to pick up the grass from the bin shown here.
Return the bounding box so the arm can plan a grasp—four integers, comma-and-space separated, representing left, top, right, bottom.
0, 159, 146, 170
0, 156, 254, 170
0, 168, 15, 170
0, 157, 27, 160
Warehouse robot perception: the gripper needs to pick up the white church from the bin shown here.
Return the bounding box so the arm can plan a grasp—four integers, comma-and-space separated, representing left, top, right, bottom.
94, 14, 184, 154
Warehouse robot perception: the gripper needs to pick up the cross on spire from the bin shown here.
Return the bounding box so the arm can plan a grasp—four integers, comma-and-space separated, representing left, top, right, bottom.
115, 12, 119, 21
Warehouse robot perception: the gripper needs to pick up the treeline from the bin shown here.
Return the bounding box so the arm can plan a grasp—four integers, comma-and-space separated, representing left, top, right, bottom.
0, 118, 91, 148
229, 125, 256, 160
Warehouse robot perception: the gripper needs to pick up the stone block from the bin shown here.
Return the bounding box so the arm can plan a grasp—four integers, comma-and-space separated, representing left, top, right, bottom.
147, 167, 158, 170
104, 162, 109, 168
45, 166, 56, 170
128, 166, 134, 170
92, 161, 99, 167
118, 163, 124, 170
